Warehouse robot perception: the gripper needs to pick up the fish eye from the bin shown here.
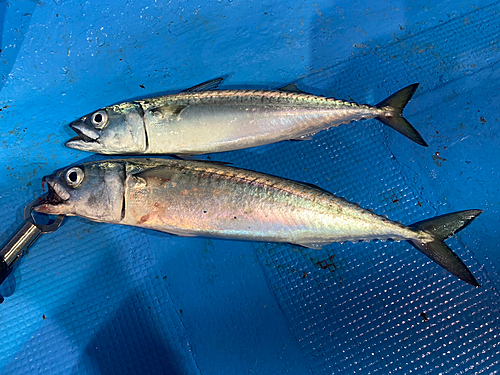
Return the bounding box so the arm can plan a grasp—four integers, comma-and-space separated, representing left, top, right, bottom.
65, 167, 84, 188
91, 110, 108, 129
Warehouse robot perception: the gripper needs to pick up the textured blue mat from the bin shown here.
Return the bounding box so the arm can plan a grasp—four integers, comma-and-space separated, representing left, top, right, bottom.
0, 1, 499, 374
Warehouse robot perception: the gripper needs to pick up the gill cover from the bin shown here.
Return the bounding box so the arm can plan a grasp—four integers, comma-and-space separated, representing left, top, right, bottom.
35, 161, 126, 223
66, 102, 147, 154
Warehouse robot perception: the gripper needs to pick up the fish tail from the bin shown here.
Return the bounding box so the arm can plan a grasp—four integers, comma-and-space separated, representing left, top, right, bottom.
375, 83, 428, 147
408, 209, 483, 287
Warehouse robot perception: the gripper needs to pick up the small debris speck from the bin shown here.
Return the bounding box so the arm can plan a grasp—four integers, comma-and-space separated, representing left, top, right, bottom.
419, 312, 428, 322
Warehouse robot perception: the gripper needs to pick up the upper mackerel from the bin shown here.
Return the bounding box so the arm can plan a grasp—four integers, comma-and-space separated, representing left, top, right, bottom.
65, 80, 427, 155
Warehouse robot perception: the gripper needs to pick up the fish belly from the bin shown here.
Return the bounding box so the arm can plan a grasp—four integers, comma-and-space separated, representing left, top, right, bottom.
144, 104, 377, 154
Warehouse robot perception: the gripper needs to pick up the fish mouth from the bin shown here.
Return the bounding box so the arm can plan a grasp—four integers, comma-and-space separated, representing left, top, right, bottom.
65, 121, 100, 150
34, 176, 70, 214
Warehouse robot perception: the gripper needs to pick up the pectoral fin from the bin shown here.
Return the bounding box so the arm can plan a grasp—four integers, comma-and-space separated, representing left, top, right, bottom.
134, 161, 233, 182
134, 167, 177, 182
150, 104, 188, 117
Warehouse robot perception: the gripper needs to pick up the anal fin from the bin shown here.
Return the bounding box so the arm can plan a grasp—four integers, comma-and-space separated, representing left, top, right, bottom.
295, 242, 326, 250
289, 134, 315, 141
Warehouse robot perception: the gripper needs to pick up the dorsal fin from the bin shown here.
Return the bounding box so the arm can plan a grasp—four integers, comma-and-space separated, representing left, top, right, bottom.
296, 180, 332, 194
169, 154, 204, 161
169, 154, 232, 165
188, 159, 233, 166
182, 77, 225, 92
278, 82, 307, 94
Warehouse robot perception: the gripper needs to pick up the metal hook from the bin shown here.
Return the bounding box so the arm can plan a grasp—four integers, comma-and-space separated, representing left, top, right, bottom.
0, 195, 66, 303
24, 194, 65, 233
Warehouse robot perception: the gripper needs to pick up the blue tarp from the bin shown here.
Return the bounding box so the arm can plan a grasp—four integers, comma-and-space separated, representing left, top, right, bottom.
0, 1, 498, 374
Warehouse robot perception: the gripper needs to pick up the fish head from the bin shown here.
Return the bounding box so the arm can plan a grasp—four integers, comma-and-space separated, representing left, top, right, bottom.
65, 102, 146, 154
34, 161, 126, 223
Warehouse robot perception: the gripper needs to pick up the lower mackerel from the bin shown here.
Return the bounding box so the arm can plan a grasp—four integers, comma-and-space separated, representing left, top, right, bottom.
35, 158, 481, 286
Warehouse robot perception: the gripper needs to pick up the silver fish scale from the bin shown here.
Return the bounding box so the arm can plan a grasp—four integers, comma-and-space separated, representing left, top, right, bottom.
142, 159, 368, 210
121, 159, 421, 246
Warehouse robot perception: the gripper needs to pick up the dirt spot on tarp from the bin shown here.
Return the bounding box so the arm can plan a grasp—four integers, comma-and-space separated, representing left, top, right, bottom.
312, 254, 337, 272
432, 151, 446, 167
419, 312, 429, 322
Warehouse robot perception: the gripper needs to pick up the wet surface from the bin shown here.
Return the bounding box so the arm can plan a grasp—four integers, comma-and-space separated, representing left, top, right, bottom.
0, 1, 499, 374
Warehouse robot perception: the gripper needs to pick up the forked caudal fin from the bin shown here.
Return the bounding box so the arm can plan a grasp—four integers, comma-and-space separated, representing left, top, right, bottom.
375, 83, 428, 147
408, 209, 483, 287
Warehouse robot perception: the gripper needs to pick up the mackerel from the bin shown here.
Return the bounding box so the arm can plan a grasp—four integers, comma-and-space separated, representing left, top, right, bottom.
65, 79, 427, 155
35, 158, 480, 286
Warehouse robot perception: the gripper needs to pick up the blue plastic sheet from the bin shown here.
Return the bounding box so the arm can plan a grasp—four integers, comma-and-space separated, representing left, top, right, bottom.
0, 1, 498, 374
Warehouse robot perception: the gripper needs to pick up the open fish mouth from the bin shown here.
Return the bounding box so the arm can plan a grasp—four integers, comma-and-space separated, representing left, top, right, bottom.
65, 122, 100, 148
34, 176, 70, 215
40, 177, 69, 205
